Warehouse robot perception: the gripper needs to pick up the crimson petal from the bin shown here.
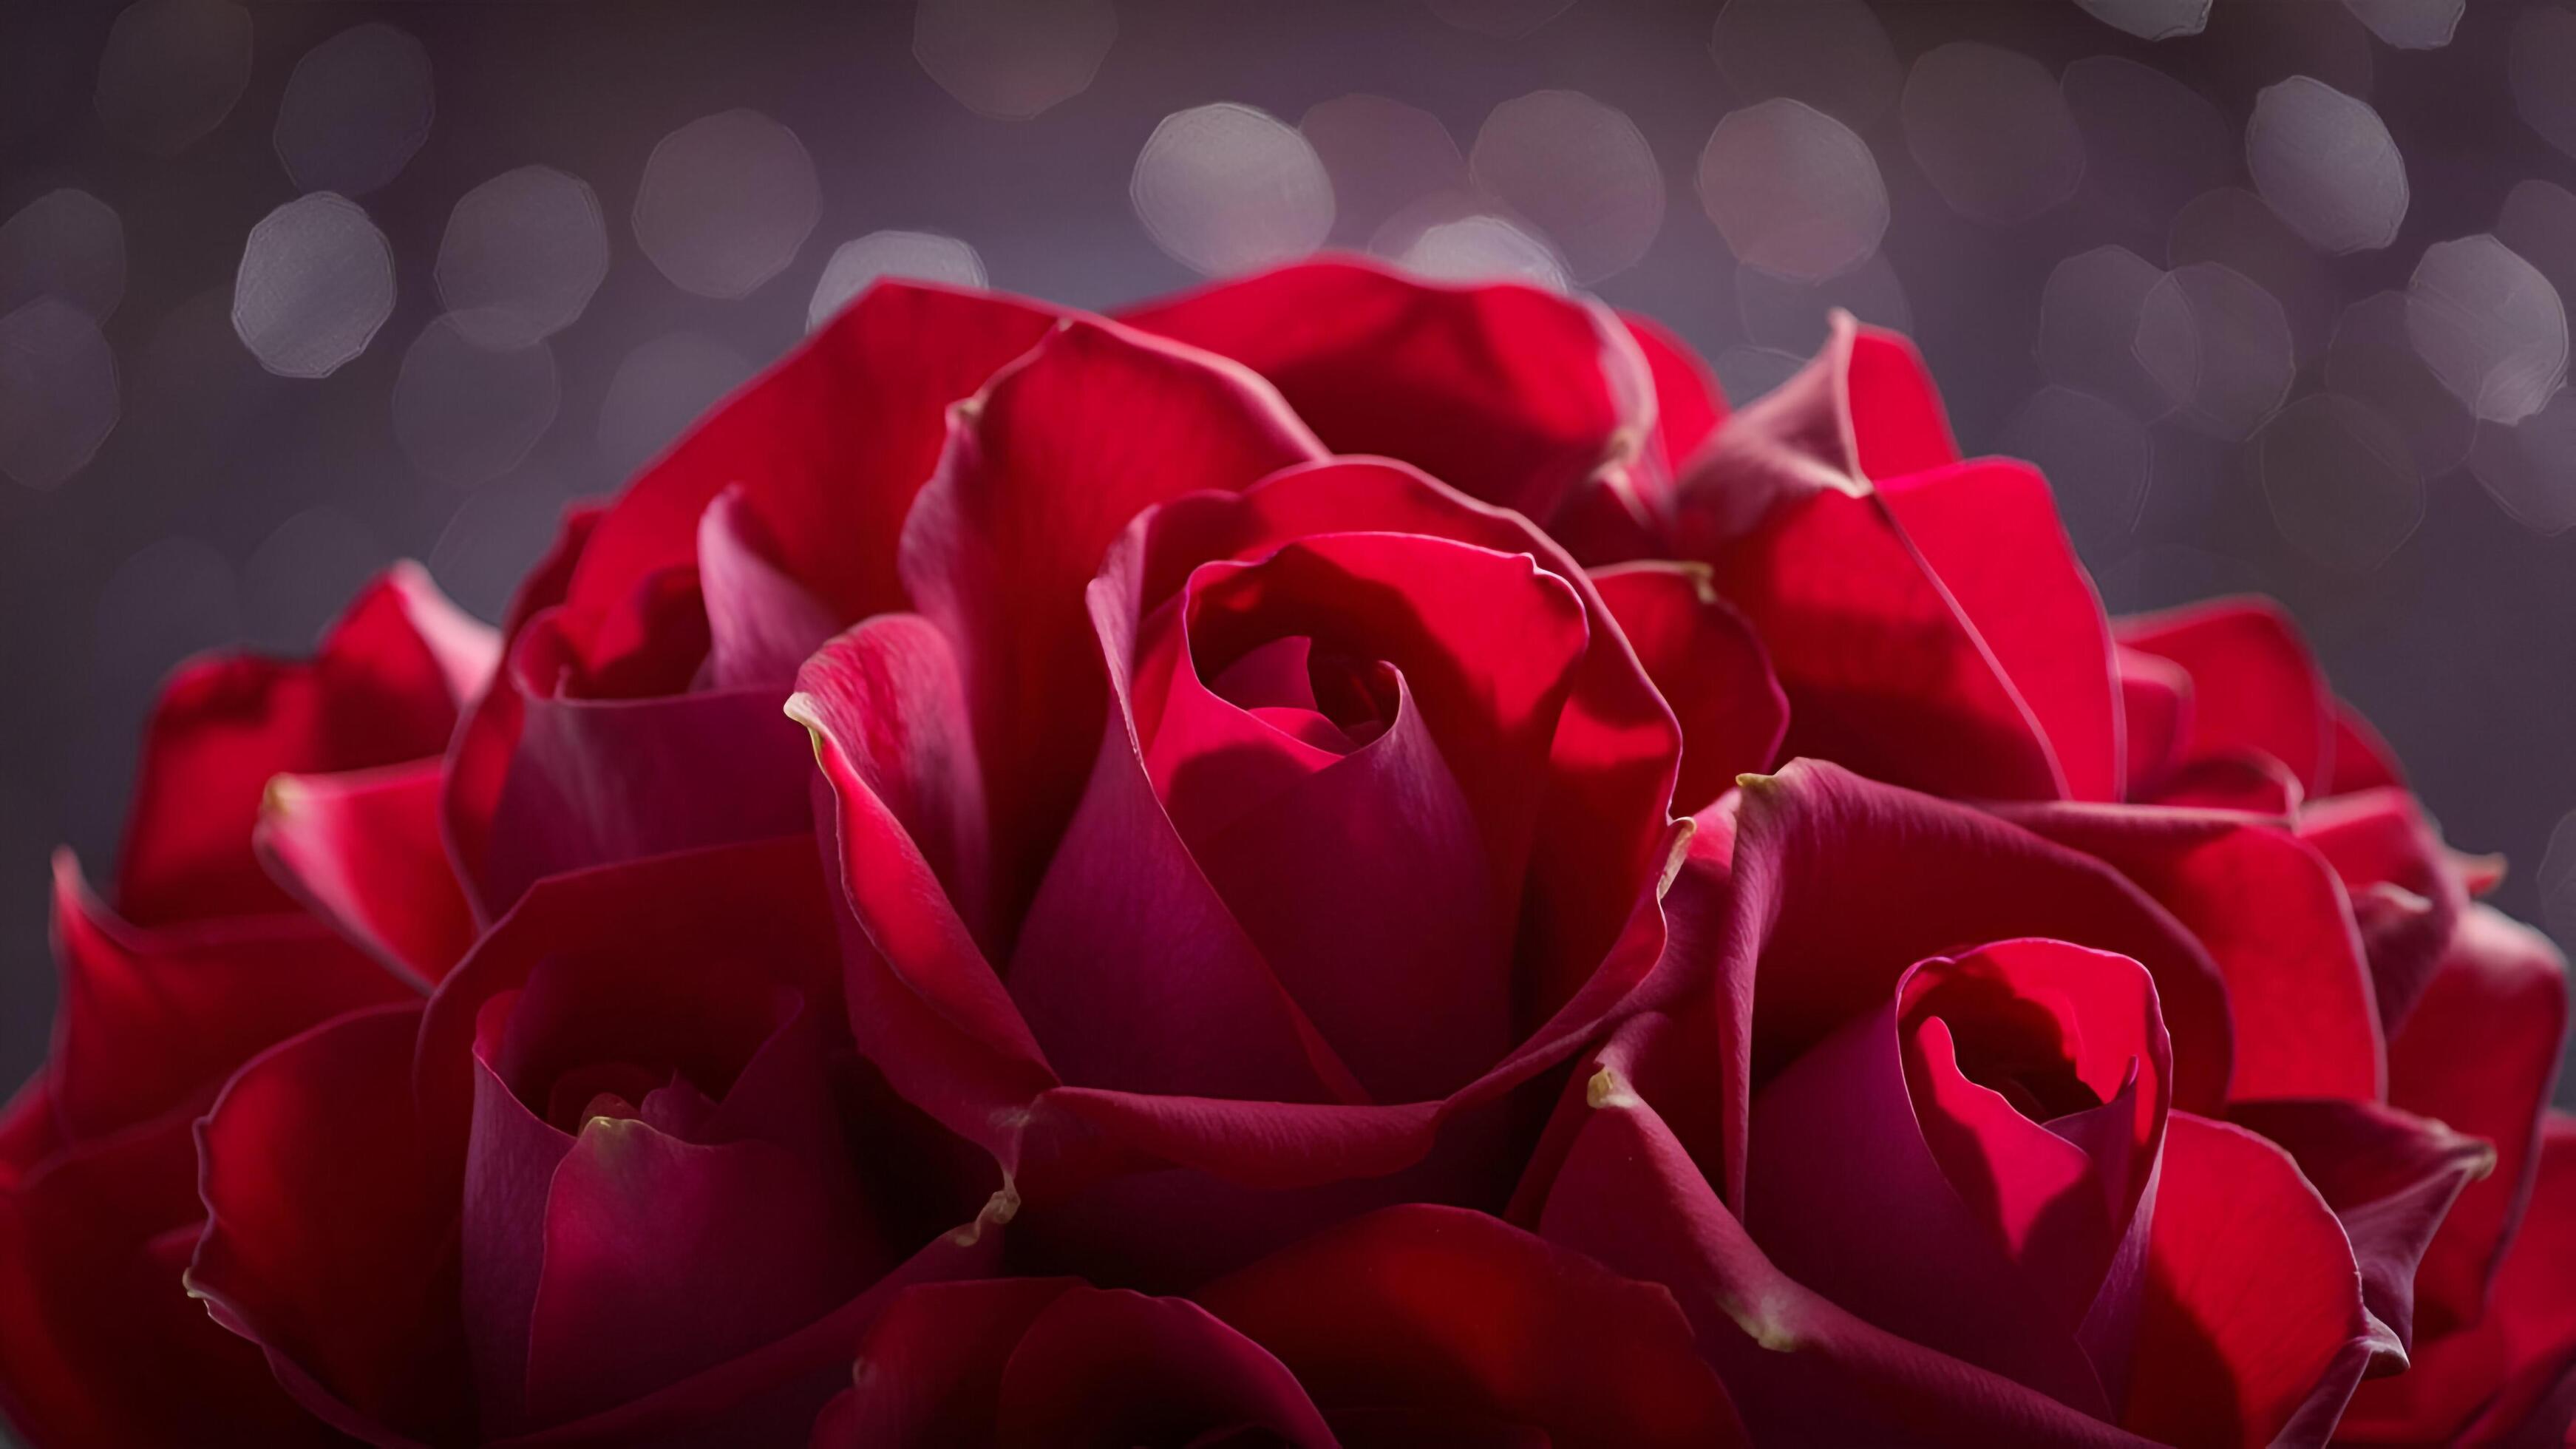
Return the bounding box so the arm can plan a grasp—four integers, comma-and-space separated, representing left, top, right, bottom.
257, 760, 477, 988
1588, 561, 1787, 815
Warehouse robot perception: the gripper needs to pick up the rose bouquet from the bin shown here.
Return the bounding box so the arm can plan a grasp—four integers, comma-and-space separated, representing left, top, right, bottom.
0, 259, 2566, 1447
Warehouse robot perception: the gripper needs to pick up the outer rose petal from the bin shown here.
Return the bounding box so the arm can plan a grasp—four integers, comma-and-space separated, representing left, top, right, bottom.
257, 760, 478, 988
1999, 802, 2384, 1103
118, 563, 490, 926
0, 1114, 334, 1447
563, 281, 1057, 628
1121, 257, 1656, 527
2124, 1113, 2377, 1449
1708, 762, 2232, 1202
1535, 1025, 2155, 1446
2297, 787, 2467, 1035
1588, 561, 1787, 815
898, 316, 1327, 937
2340, 1115, 2576, 1445
2117, 646, 2192, 791
50, 855, 411, 1139
1673, 315, 2113, 804
814, 1279, 1078, 1447
1621, 309, 1727, 475
2227, 1098, 2494, 1355
1197, 1204, 1747, 1448
2386, 903, 2570, 1340
2115, 598, 2334, 799
189, 1002, 471, 1443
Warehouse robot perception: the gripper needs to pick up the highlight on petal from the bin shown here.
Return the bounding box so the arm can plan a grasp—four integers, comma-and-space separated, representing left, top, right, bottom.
256, 760, 477, 988
1122, 256, 1655, 526
2124, 1113, 2376, 1449
563, 280, 1058, 628
1589, 561, 1787, 815
898, 316, 1328, 937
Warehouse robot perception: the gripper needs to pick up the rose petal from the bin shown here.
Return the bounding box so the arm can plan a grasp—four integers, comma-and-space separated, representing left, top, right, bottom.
256, 759, 477, 988
2228, 1098, 2495, 1356
1588, 562, 1787, 815
2297, 787, 2464, 1034
815, 1278, 1078, 1448
2116, 647, 2192, 794
1621, 309, 1726, 476
565, 282, 1057, 629
2115, 599, 2334, 800
1711, 763, 2232, 1203
1998, 803, 2383, 1103
1197, 1204, 1747, 1448
900, 316, 1326, 939
1535, 1033, 2151, 1446
188, 1002, 470, 1443
116, 565, 488, 926
2340, 1115, 2576, 1445
992, 1288, 1337, 1446
696, 486, 843, 691
2123, 1113, 2377, 1449
2385, 903, 2569, 1340
1122, 257, 1652, 526
1875, 459, 2121, 803
50, 855, 410, 1139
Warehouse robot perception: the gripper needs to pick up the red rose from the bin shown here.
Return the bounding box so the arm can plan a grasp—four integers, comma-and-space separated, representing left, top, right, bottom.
0, 568, 490, 1443
184, 841, 1007, 1444
791, 306, 1778, 1282
812, 1207, 1744, 1448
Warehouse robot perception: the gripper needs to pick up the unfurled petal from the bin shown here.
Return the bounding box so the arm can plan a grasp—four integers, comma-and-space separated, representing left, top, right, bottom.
1123, 257, 1653, 526
900, 316, 1326, 937
2115, 599, 2334, 800
1589, 562, 1786, 815
2385, 903, 2569, 1340
188, 1002, 469, 1444
256, 760, 476, 988
2124, 1113, 2376, 1449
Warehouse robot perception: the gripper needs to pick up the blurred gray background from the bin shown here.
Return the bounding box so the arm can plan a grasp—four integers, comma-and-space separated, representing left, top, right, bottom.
3, 0, 2573, 1104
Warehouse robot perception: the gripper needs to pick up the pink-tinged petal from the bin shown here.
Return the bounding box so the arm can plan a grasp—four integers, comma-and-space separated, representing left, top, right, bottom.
1876, 459, 2121, 802
464, 594, 819, 914
2117, 647, 2192, 794
1713, 764, 2232, 1203
815, 1278, 1078, 1448
2124, 1113, 2376, 1449
1197, 1204, 1747, 1449
257, 760, 476, 988
990, 1289, 1337, 1447
2328, 704, 2407, 795
2115, 598, 2334, 799
566, 282, 1057, 628
900, 316, 1326, 937
1744, 963, 2113, 1416
2385, 903, 2569, 1340
1999, 804, 2383, 1103
2228, 1098, 2493, 1356
1535, 1044, 2153, 1446
1622, 309, 1727, 475
789, 617, 1054, 1167
1121, 257, 1652, 525
2342, 1115, 2576, 1446
50, 855, 410, 1139
188, 1002, 471, 1444
0, 1112, 335, 1447
696, 486, 843, 691
1589, 562, 1786, 815
118, 564, 489, 926
2297, 787, 2464, 1034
